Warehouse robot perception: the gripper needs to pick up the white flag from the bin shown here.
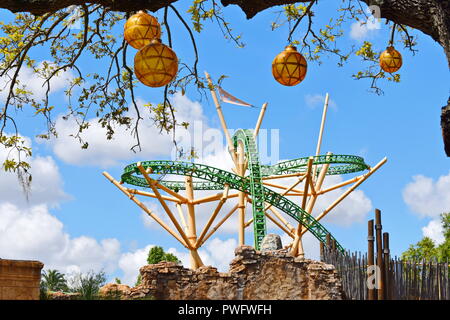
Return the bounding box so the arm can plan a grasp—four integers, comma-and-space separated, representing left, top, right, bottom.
218, 87, 254, 108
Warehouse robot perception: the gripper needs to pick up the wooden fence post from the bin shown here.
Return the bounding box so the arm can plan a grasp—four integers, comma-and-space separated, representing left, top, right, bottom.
375, 208, 385, 300
367, 219, 376, 300
383, 232, 390, 300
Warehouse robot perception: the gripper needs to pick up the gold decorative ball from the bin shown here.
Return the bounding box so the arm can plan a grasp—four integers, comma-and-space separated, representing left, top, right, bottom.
272, 45, 307, 86
134, 39, 178, 88
124, 11, 161, 50
379, 46, 402, 73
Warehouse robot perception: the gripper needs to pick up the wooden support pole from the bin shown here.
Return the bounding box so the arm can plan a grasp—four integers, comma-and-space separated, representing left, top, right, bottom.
137, 166, 194, 252
316, 175, 361, 195
262, 172, 306, 181
315, 93, 329, 158
305, 152, 332, 213
127, 188, 182, 203
302, 157, 387, 235
262, 177, 306, 195
301, 157, 314, 210
375, 208, 384, 300
200, 204, 239, 246
185, 175, 203, 269
102, 172, 190, 249
191, 192, 238, 205
176, 203, 189, 234
290, 157, 313, 257
264, 176, 305, 212
254, 102, 268, 139
268, 207, 296, 233
205, 71, 237, 164
265, 210, 295, 238
196, 185, 229, 248
313, 93, 330, 179
367, 219, 376, 300
245, 197, 296, 234
152, 180, 189, 203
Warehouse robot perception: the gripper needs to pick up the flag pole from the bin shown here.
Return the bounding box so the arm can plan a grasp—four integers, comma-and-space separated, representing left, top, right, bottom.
205, 71, 238, 165
254, 102, 268, 139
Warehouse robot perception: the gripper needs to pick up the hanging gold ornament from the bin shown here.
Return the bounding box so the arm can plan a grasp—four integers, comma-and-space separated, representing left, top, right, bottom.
272, 45, 307, 86
379, 46, 402, 73
124, 11, 161, 50
134, 39, 178, 88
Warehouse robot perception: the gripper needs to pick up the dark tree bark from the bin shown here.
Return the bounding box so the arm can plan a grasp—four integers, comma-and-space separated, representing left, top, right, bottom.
0, 0, 449, 154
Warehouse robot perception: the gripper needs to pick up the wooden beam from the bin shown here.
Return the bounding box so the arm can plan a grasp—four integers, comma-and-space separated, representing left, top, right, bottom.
264, 176, 305, 212
134, 165, 188, 203
102, 172, 190, 249
262, 180, 304, 195
301, 157, 314, 210
205, 71, 237, 165
184, 175, 204, 269
313, 93, 329, 180
136, 163, 193, 249
253, 102, 268, 139
195, 185, 230, 248
265, 210, 295, 238
126, 188, 182, 203
245, 197, 295, 234
262, 172, 306, 181
199, 203, 239, 246
301, 157, 388, 236
191, 192, 238, 205
176, 203, 189, 234
316, 175, 362, 195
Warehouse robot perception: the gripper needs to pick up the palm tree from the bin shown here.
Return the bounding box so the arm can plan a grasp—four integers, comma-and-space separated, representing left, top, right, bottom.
41, 269, 68, 292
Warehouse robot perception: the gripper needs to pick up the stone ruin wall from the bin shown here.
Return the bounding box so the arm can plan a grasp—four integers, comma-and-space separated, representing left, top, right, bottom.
0, 259, 43, 300
124, 246, 344, 300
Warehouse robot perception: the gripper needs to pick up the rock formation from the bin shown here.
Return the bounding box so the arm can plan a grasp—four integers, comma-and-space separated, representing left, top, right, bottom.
125, 246, 344, 300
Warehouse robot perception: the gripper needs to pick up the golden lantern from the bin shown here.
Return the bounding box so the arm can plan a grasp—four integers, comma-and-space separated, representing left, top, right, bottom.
379, 46, 402, 73
124, 11, 161, 50
272, 45, 307, 86
134, 39, 178, 88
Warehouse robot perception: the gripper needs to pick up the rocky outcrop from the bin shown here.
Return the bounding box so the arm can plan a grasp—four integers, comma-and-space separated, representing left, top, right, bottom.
46, 291, 81, 300
260, 234, 282, 251
126, 246, 344, 300
99, 283, 131, 299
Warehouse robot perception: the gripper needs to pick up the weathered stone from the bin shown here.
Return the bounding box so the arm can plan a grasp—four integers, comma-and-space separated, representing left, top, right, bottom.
0, 259, 43, 300
125, 245, 344, 300
99, 283, 131, 299
47, 291, 81, 300
260, 234, 282, 251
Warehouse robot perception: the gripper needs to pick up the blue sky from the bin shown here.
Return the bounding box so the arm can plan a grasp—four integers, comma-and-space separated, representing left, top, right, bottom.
0, 2, 449, 285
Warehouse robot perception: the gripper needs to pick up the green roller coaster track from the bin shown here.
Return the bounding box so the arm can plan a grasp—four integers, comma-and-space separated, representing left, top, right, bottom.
120, 129, 370, 253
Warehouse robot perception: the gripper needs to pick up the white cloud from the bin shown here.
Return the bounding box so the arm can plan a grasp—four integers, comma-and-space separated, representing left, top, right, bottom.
0, 135, 69, 208
350, 22, 370, 40
305, 94, 337, 110
118, 244, 154, 286
279, 174, 372, 227
349, 18, 380, 41
48, 93, 208, 167
402, 172, 450, 218
422, 219, 445, 245
0, 202, 120, 275
0, 61, 74, 102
